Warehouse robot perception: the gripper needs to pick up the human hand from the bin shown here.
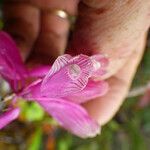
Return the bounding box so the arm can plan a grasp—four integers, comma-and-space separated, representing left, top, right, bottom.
2, 0, 150, 125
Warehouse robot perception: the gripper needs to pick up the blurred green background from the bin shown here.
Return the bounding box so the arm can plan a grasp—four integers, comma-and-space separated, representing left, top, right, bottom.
0, 1, 150, 149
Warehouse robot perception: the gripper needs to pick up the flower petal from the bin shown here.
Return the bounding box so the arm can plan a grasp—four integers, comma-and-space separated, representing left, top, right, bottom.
20, 79, 42, 100
41, 54, 94, 98
37, 98, 100, 138
0, 108, 20, 129
28, 65, 50, 78
43, 54, 72, 78
0, 31, 27, 91
65, 80, 109, 104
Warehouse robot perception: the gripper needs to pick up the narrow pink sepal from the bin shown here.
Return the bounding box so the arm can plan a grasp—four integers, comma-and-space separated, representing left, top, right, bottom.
65, 80, 109, 104
0, 31, 27, 91
0, 108, 20, 129
37, 98, 100, 138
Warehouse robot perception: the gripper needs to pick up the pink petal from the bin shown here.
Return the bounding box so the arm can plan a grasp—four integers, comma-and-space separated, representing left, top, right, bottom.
28, 65, 50, 78
37, 98, 100, 138
65, 80, 109, 104
41, 54, 94, 98
0, 108, 20, 129
43, 54, 72, 78
20, 79, 42, 100
0, 31, 27, 91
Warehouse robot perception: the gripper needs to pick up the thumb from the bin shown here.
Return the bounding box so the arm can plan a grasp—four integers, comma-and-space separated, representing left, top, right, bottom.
68, 0, 150, 79
84, 33, 146, 125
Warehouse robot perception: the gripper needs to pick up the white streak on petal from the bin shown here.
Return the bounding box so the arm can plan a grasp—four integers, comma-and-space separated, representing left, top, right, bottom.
68, 64, 81, 80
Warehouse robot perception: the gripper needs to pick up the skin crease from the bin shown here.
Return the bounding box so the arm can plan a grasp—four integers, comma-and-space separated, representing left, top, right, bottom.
2, 0, 150, 125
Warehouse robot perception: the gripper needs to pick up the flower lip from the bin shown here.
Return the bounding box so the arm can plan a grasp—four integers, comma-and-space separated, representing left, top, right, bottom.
39, 54, 95, 98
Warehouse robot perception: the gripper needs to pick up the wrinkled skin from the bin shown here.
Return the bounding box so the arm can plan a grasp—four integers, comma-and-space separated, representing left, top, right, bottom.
2, 0, 150, 125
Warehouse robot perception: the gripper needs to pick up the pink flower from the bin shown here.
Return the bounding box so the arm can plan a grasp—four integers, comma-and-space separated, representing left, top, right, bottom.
0, 31, 108, 138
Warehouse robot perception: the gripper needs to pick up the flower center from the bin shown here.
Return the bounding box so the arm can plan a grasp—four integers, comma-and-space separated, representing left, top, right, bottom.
68, 64, 81, 80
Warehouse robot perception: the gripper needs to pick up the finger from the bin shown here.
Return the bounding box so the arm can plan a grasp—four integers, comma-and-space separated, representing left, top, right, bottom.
83, 33, 147, 125
5, 0, 79, 12
2, 2, 40, 60
68, 0, 150, 78
28, 0, 79, 64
